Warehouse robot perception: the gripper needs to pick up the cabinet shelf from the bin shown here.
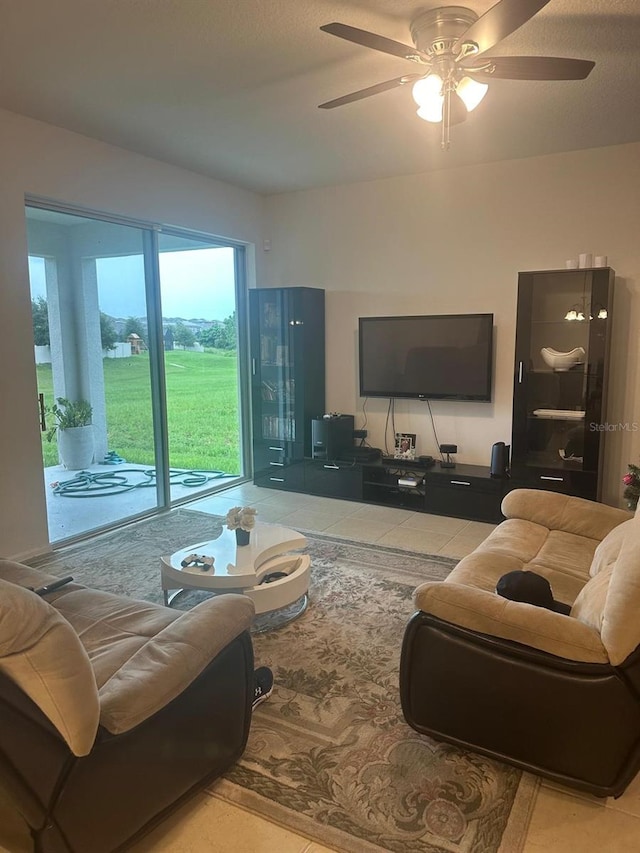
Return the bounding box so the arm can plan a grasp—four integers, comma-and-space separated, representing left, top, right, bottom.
526, 368, 588, 375
529, 412, 585, 421
363, 479, 426, 496
530, 319, 594, 326
527, 417, 585, 423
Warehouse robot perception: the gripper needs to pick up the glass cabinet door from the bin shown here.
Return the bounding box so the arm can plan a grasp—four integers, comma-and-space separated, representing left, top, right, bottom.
250, 287, 324, 490
255, 289, 297, 443
512, 269, 612, 494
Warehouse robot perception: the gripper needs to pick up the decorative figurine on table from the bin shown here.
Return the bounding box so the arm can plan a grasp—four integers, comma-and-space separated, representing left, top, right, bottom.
226, 506, 257, 545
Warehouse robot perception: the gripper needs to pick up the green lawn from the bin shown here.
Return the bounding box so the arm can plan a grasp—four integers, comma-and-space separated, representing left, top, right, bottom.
37, 350, 241, 473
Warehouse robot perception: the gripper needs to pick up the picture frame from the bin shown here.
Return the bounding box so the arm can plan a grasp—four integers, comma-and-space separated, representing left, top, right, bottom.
394, 432, 416, 460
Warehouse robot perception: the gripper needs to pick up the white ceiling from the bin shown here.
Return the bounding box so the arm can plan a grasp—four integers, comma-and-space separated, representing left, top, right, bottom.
1, 0, 638, 194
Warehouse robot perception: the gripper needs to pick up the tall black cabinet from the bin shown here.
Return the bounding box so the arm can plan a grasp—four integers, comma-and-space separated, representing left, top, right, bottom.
510, 267, 614, 501
249, 287, 325, 490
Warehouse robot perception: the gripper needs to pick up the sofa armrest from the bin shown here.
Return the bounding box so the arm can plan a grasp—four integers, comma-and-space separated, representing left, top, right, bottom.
99, 594, 255, 734
414, 581, 608, 663
501, 489, 631, 541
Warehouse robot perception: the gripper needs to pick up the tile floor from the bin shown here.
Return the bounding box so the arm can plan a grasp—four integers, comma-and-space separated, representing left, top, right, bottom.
2, 482, 640, 852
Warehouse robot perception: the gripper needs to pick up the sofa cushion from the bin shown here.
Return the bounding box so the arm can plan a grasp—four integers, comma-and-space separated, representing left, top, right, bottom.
98, 594, 255, 734
51, 589, 180, 688
527, 529, 598, 582
501, 489, 632, 540
571, 566, 613, 632
447, 519, 589, 607
472, 518, 549, 563
447, 551, 528, 591
600, 517, 640, 666
0, 577, 99, 756
568, 513, 640, 665
589, 519, 634, 578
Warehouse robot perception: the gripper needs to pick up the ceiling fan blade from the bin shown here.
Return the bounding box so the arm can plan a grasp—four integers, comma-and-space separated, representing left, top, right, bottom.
454, 0, 552, 58
319, 75, 421, 109
320, 22, 426, 62
465, 55, 595, 80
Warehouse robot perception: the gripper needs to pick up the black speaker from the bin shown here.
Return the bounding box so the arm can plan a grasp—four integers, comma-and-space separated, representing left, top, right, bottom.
490, 441, 510, 478
311, 415, 355, 461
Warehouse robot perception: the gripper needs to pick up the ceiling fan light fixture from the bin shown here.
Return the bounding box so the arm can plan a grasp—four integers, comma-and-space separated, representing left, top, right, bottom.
417, 101, 444, 122
319, 3, 596, 147
456, 76, 489, 112
412, 74, 444, 122
412, 73, 443, 106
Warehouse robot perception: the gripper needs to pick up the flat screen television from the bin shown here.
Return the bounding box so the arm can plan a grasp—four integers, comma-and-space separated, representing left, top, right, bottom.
358, 313, 494, 401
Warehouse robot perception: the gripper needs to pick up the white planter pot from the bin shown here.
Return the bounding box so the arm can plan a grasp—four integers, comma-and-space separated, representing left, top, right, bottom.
58, 425, 94, 470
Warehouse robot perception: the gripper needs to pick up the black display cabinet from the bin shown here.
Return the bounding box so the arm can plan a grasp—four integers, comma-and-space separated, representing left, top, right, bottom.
249, 287, 325, 490
510, 268, 614, 501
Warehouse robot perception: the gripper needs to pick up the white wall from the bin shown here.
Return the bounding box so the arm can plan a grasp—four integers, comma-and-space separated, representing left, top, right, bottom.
0, 108, 264, 560
263, 142, 640, 506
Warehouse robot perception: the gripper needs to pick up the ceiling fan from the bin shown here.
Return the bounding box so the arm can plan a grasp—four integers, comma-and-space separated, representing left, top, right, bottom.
319, 0, 595, 149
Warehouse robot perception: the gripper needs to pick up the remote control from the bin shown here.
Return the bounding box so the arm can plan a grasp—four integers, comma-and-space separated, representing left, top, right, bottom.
30, 576, 74, 596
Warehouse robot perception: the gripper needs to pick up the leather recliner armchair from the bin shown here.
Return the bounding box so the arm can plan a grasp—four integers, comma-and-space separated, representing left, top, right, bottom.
0, 558, 255, 853
400, 489, 640, 798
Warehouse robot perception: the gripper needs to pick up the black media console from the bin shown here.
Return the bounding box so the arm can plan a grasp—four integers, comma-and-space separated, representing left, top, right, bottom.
363, 460, 504, 523
256, 457, 506, 524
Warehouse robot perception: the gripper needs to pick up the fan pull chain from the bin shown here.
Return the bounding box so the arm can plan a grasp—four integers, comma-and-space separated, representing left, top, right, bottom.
441, 81, 452, 150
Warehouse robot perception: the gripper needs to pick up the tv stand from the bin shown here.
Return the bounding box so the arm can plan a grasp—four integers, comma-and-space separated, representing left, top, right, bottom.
421, 463, 504, 523
256, 457, 505, 524
362, 462, 427, 513
363, 460, 503, 523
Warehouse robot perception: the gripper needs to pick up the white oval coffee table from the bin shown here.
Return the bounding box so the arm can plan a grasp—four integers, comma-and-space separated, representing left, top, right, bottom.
160, 523, 310, 629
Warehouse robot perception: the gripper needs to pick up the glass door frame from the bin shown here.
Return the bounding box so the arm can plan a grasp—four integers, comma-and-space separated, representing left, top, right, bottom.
26, 195, 252, 526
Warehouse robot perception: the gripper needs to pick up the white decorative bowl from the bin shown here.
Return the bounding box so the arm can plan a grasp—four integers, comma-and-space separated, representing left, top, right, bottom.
540, 346, 585, 371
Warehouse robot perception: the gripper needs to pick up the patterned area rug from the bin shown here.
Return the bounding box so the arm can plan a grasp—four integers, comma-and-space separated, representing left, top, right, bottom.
30, 509, 538, 853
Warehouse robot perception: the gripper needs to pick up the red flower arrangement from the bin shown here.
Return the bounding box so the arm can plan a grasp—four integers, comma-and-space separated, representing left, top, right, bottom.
622, 463, 640, 511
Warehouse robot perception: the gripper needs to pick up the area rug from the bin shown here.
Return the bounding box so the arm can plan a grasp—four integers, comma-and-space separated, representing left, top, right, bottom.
29, 509, 538, 853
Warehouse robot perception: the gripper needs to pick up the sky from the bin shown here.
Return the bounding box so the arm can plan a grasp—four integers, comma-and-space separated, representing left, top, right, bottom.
28, 246, 237, 322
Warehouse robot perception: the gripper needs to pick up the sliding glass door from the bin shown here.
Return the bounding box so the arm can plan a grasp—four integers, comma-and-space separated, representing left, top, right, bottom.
157, 232, 245, 502
26, 204, 248, 544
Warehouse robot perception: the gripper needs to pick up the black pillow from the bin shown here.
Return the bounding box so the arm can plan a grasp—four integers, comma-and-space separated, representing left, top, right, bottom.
496, 570, 571, 615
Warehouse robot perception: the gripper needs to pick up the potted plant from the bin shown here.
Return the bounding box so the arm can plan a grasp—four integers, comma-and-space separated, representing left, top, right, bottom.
46, 397, 94, 470
225, 506, 257, 546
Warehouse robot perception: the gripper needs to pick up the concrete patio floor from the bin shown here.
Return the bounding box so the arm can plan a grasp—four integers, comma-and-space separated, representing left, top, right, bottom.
44, 461, 241, 543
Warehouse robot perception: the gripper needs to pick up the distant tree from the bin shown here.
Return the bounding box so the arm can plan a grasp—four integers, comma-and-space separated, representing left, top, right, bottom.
197, 323, 224, 349
31, 296, 50, 346
174, 321, 196, 348
124, 316, 146, 339
197, 315, 237, 350
222, 311, 237, 350
100, 313, 118, 351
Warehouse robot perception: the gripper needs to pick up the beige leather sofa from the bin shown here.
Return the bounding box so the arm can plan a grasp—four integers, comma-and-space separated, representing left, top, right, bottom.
0, 558, 255, 853
400, 489, 640, 797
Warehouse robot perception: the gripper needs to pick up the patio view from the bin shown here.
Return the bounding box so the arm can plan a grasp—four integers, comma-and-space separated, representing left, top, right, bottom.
27, 205, 247, 543
37, 341, 240, 474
